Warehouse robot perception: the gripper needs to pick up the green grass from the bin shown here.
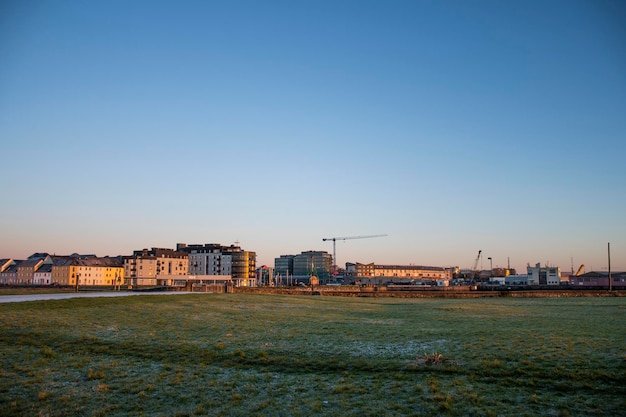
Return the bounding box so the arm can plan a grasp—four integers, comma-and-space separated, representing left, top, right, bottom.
0, 294, 624, 416
0, 287, 76, 296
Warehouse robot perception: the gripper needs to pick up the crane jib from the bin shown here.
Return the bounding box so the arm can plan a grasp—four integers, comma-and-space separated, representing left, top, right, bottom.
321, 234, 388, 276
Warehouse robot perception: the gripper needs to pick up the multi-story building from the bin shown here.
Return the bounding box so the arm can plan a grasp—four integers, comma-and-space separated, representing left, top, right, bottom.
527, 263, 561, 285
345, 262, 452, 283
0, 259, 18, 285
347, 262, 375, 277
373, 264, 451, 281
51, 256, 76, 286
225, 246, 256, 287
185, 244, 232, 276
72, 257, 124, 287
33, 263, 53, 285
17, 254, 51, 285
293, 251, 333, 283
180, 243, 256, 286
124, 248, 188, 286
274, 255, 295, 278
0, 254, 124, 287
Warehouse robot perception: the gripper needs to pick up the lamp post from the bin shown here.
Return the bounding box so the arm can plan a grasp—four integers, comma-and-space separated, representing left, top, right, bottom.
488, 257, 493, 271
75, 272, 80, 293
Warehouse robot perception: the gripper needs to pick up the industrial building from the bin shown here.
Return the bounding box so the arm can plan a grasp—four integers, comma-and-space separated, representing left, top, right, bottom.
569, 271, 626, 287
527, 263, 561, 285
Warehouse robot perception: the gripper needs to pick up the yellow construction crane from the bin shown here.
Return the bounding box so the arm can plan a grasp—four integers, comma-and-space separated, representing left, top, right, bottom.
575, 264, 585, 276
322, 234, 387, 275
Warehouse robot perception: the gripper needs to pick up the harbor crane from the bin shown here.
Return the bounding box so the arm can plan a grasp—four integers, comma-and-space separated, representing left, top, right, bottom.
322, 234, 387, 275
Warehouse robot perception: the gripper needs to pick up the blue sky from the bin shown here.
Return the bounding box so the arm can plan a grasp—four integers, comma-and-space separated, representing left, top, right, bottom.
1, 0, 625, 272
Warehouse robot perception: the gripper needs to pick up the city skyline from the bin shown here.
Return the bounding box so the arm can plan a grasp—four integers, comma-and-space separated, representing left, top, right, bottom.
0, 239, 618, 275
1, 1, 625, 273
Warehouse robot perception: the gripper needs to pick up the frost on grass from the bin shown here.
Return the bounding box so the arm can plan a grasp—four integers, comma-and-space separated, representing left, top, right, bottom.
343, 339, 448, 359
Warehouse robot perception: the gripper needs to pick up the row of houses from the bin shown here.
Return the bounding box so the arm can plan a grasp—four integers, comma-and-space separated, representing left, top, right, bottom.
1, 243, 257, 288
0, 254, 124, 287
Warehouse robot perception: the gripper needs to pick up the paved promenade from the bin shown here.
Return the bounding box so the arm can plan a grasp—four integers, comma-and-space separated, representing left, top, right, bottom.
0, 291, 192, 303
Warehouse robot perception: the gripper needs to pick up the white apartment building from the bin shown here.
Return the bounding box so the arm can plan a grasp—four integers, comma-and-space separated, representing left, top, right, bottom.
188, 252, 232, 276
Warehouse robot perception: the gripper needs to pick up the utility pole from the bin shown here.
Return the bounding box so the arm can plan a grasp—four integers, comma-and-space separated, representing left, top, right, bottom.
608, 242, 612, 291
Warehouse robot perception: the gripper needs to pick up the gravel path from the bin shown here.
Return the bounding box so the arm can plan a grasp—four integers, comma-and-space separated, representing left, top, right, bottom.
0, 291, 193, 303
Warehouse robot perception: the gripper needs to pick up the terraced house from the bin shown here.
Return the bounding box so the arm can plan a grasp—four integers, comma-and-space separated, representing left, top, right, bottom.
0, 254, 124, 287
71, 257, 125, 287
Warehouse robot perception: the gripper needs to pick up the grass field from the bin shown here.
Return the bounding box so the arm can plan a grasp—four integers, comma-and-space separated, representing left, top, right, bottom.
0, 294, 624, 416
0, 287, 75, 296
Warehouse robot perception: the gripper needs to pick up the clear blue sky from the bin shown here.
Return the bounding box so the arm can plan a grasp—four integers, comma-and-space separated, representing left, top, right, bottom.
1, 0, 625, 272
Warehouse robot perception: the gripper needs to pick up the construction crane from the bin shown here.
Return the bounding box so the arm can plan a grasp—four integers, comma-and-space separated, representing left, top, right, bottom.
575, 264, 585, 276
472, 250, 482, 276
322, 234, 387, 275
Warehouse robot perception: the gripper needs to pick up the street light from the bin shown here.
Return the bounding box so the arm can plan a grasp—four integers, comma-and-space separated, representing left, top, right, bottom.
488, 257, 493, 270
75, 272, 80, 293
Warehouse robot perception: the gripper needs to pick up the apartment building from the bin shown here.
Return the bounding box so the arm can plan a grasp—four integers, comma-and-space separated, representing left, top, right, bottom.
373, 264, 451, 280
179, 243, 256, 287
346, 262, 375, 277
184, 244, 232, 276
124, 248, 188, 287
227, 246, 256, 286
